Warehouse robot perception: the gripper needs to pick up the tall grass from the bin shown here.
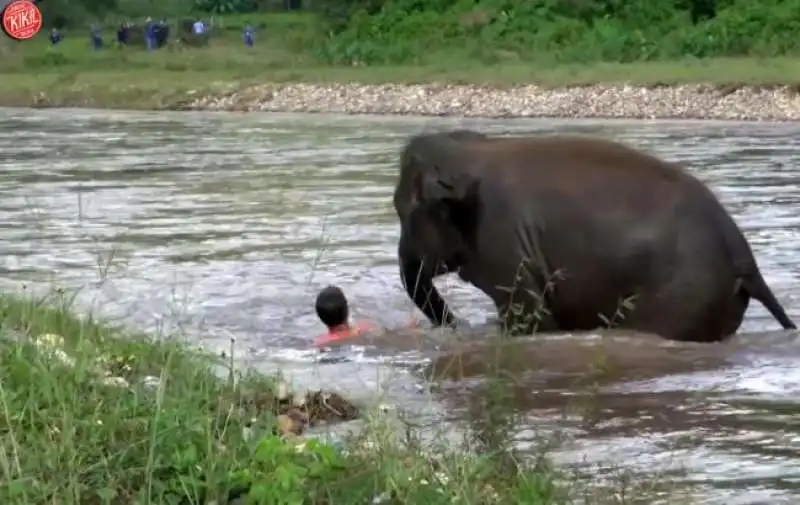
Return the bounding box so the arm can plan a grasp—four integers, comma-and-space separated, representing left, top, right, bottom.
0, 287, 567, 504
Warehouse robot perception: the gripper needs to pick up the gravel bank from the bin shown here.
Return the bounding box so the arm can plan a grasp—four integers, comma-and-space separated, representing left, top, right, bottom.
187, 83, 800, 121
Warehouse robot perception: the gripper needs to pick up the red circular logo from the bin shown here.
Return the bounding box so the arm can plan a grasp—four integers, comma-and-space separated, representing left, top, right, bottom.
2, 0, 42, 41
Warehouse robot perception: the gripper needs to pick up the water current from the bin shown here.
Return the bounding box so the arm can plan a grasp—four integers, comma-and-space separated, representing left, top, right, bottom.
1, 108, 799, 504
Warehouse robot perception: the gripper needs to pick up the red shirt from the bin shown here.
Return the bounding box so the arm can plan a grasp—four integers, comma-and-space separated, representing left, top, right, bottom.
312, 321, 375, 348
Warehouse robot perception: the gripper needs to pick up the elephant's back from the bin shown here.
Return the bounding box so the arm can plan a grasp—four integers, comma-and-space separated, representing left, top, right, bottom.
469, 135, 690, 185
467, 135, 716, 222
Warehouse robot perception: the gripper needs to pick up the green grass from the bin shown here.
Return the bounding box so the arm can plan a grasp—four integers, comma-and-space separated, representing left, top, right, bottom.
1, 12, 800, 109
0, 288, 564, 504
4, 54, 800, 110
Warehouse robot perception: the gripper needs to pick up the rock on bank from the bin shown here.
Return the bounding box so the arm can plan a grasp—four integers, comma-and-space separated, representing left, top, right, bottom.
187, 83, 800, 121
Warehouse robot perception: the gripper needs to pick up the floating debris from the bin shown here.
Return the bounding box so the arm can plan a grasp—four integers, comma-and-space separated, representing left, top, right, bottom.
277, 408, 310, 438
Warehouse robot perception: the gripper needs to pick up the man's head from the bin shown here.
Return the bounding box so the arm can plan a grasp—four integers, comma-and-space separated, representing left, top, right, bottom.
315, 285, 349, 329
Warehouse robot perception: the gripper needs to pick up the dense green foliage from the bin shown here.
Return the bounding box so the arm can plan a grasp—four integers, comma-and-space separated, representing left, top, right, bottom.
314, 0, 800, 64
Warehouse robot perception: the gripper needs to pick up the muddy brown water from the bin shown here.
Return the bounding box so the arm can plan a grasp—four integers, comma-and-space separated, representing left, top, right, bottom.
1, 108, 799, 504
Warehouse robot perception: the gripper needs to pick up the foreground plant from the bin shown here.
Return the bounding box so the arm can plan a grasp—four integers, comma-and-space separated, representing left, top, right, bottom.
0, 290, 563, 504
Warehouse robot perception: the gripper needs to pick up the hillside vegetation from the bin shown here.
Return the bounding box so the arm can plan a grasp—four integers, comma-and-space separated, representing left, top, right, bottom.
314, 0, 800, 65
30, 0, 800, 67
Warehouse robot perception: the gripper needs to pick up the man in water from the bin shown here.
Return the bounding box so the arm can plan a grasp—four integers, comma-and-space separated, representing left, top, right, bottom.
312, 286, 374, 348
311, 284, 439, 357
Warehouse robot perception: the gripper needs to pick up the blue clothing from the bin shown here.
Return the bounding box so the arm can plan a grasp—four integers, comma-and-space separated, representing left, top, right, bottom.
91, 30, 103, 50
243, 27, 254, 47
145, 23, 156, 51
117, 26, 129, 46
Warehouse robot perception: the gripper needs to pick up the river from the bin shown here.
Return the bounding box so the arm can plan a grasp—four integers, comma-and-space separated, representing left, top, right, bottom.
1, 108, 799, 504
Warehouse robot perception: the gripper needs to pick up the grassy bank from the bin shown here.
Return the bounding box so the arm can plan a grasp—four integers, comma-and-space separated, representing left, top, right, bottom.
4, 53, 800, 110
0, 288, 563, 504
2, 13, 800, 109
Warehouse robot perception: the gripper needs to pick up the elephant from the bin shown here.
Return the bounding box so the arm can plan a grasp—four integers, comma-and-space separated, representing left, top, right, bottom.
392, 129, 797, 342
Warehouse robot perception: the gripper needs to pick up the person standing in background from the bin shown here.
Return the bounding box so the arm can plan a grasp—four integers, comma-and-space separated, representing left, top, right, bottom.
116, 22, 130, 47
145, 17, 156, 52
90, 24, 103, 50
48, 27, 62, 45
243, 24, 254, 48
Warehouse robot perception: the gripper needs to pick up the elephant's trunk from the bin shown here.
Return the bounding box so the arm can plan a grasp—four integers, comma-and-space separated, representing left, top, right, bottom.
398, 228, 455, 327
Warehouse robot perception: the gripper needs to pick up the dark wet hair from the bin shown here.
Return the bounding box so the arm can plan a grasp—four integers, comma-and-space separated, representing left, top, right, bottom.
315, 285, 349, 329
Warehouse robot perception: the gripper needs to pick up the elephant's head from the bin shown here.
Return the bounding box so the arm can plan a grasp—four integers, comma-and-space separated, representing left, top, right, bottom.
395, 131, 483, 269
406, 160, 481, 270
393, 131, 485, 328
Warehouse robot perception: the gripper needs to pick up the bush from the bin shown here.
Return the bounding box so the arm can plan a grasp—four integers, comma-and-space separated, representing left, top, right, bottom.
315, 0, 800, 65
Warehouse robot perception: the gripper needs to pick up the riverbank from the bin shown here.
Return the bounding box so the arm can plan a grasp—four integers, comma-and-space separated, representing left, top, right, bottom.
8, 77, 800, 122
3, 49, 800, 120
186, 82, 800, 121
0, 288, 564, 504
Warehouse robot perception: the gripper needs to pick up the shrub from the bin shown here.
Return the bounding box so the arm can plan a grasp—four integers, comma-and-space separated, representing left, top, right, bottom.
315, 0, 800, 65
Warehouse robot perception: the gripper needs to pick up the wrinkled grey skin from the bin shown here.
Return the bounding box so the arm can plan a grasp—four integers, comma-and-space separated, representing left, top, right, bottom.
393, 129, 796, 342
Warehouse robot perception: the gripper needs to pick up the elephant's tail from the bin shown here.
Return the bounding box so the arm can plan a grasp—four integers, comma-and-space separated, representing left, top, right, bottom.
696, 183, 797, 332
742, 271, 797, 330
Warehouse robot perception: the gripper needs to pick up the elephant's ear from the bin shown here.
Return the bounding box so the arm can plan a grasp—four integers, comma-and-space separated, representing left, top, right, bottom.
415, 161, 480, 206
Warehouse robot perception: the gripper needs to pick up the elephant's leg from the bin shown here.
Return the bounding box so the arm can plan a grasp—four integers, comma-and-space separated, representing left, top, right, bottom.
398, 231, 456, 327
621, 274, 743, 342
719, 285, 750, 338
